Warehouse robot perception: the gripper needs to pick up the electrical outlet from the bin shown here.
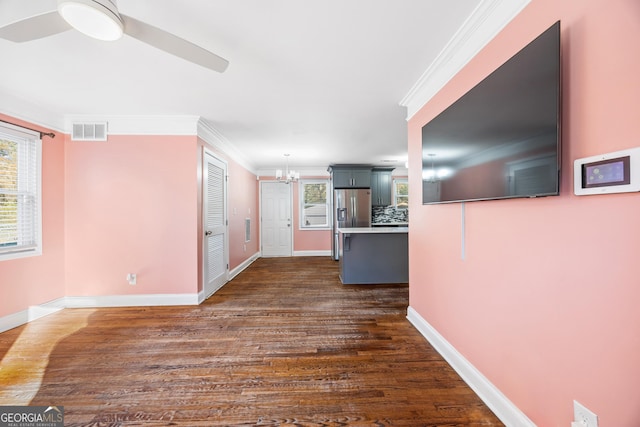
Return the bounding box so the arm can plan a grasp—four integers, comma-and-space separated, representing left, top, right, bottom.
574, 400, 598, 427
127, 273, 137, 285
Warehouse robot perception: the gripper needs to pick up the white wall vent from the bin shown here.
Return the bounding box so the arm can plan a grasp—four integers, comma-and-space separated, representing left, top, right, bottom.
71, 122, 108, 141
245, 218, 251, 242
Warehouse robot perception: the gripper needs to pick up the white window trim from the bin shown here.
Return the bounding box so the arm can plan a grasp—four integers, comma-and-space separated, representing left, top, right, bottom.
298, 179, 331, 230
0, 122, 42, 261
393, 178, 409, 209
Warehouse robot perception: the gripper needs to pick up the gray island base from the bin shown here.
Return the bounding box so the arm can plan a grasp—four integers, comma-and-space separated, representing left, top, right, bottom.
338, 227, 408, 284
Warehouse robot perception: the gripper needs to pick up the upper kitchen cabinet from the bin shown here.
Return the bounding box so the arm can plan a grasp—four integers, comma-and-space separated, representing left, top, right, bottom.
329, 166, 372, 188
371, 168, 394, 206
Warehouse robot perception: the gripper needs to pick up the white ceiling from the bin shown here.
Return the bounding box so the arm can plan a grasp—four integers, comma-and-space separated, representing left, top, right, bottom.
0, 0, 487, 172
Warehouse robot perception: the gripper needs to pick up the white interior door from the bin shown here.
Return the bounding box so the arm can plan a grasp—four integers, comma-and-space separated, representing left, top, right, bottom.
260, 181, 292, 257
203, 151, 228, 298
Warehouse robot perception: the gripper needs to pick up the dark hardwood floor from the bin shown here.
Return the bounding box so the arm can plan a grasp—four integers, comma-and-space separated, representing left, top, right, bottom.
0, 257, 504, 426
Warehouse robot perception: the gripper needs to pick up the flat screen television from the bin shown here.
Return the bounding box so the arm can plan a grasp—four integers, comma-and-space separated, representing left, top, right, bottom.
422, 21, 561, 204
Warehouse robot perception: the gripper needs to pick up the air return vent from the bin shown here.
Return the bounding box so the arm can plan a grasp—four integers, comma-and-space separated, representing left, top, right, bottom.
245, 218, 251, 242
71, 122, 108, 141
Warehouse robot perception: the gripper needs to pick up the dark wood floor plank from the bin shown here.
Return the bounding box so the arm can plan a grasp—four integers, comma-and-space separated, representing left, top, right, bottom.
0, 256, 503, 426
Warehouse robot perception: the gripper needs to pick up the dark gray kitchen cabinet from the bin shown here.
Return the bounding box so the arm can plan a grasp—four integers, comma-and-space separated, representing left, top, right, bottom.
330, 166, 371, 188
338, 228, 408, 284
371, 169, 393, 206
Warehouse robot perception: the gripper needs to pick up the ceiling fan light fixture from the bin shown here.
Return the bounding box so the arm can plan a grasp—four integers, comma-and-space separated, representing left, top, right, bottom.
58, 0, 123, 41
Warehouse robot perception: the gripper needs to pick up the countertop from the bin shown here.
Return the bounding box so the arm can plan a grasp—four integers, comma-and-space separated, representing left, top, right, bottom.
372, 222, 408, 227
338, 227, 409, 234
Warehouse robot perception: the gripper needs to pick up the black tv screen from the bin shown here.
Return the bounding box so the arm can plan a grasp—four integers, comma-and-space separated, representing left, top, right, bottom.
422, 21, 561, 204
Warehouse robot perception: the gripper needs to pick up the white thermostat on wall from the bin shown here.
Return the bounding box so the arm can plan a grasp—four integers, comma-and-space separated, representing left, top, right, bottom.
574, 147, 640, 195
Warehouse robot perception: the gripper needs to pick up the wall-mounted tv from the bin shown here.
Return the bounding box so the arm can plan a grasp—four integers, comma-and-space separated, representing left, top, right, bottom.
422, 21, 561, 204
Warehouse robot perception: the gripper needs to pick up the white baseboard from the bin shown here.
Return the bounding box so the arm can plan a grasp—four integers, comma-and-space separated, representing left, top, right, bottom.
0, 253, 264, 332
64, 293, 199, 308
229, 251, 260, 280
198, 252, 261, 303
406, 306, 536, 427
0, 298, 66, 333
1, 294, 198, 332
293, 250, 331, 257
198, 289, 207, 304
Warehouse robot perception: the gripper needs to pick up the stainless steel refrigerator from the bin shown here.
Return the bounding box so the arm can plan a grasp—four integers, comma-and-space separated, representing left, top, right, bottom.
332, 188, 371, 260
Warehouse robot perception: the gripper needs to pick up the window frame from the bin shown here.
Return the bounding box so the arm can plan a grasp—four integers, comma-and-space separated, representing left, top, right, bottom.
0, 122, 42, 261
393, 178, 409, 209
298, 179, 330, 230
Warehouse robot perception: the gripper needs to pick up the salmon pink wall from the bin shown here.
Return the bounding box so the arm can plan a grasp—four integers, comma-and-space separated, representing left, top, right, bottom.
226, 156, 260, 269
3, 126, 261, 317
408, 1, 640, 426
257, 176, 332, 254
0, 115, 65, 317
197, 140, 260, 275
65, 135, 198, 296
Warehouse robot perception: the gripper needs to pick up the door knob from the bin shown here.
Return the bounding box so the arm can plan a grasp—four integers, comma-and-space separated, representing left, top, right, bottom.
205, 230, 213, 236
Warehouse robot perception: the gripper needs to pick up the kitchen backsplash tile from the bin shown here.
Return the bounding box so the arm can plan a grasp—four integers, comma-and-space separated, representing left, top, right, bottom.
372, 206, 408, 224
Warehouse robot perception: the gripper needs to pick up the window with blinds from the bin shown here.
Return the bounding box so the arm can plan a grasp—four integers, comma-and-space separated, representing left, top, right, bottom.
0, 122, 42, 260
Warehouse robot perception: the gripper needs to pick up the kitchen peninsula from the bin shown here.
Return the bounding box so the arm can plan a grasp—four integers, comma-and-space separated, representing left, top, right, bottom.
338, 227, 408, 284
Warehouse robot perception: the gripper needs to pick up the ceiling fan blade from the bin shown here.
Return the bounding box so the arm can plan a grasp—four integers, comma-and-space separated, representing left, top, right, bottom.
121, 15, 229, 73
0, 11, 71, 42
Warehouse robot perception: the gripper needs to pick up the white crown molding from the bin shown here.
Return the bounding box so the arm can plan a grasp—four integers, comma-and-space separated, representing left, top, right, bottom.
197, 119, 257, 174
256, 167, 331, 178
0, 96, 199, 138
0, 91, 65, 133
63, 114, 200, 136
399, 0, 531, 120
407, 306, 536, 427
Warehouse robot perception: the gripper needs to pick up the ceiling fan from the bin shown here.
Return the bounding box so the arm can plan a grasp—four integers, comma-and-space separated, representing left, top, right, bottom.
0, 0, 229, 73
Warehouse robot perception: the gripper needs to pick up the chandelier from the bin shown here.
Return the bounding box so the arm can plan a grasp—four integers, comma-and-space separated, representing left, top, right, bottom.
276, 154, 299, 183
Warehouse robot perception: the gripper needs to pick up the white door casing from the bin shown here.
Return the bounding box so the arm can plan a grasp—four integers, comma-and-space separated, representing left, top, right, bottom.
260, 181, 292, 257
203, 151, 228, 298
